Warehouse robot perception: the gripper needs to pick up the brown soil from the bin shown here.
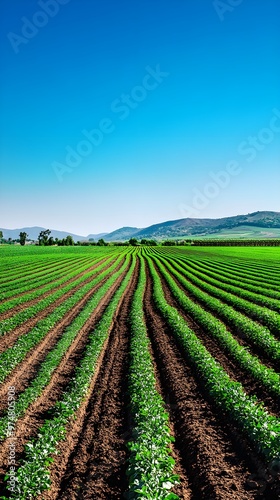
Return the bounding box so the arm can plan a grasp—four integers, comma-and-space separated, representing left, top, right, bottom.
0, 253, 279, 499
0, 258, 138, 499
0, 257, 120, 355
0, 257, 84, 292
160, 258, 280, 373
0, 258, 125, 413
143, 262, 280, 500
41, 258, 140, 499
0, 257, 105, 320
153, 260, 280, 416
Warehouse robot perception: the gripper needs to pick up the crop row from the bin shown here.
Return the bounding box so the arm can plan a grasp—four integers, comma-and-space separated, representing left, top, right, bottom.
5, 257, 136, 499
0, 255, 132, 441
181, 256, 280, 295
127, 256, 179, 499
0, 254, 125, 384
176, 256, 280, 301
171, 257, 280, 312
0, 255, 76, 283
0, 254, 107, 315
147, 256, 280, 464
152, 256, 280, 397
0, 254, 118, 335
155, 255, 280, 364
0, 257, 99, 302
0, 258, 70, 284
0, 255, 90, 290
162, 248, 280, 285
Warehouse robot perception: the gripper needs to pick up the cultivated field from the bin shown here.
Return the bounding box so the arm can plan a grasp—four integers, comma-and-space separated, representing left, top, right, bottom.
0, 245, 280, 499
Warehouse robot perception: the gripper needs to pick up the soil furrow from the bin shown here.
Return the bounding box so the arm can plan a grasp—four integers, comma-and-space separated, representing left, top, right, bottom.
0, 259, 125, 412
0, 258, 107, 320
34, 258, 139, 500
153, 261, 280, 416
0, 258, 82, 290
160, 259, 280, 373
143, 263, 280, 500
0, 257, 118, 355
0, 263, 132, 485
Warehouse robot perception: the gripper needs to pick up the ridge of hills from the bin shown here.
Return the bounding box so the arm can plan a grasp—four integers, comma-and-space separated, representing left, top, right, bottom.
1, 211, 280, 242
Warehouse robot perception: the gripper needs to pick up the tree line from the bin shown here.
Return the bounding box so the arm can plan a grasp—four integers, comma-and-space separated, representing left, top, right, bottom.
0, 230, 279, 247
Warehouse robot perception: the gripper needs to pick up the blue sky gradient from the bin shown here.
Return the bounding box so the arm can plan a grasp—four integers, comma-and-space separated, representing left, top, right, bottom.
1, 0, 279, 235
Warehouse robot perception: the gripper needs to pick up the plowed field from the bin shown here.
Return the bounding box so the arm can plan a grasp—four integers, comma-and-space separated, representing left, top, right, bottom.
0, 245, 279, 499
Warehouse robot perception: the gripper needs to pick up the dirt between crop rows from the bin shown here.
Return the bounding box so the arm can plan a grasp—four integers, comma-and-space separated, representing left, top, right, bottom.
152, 260, 280, 417
0, 257, 120, 355
0, 257, 86, 295
39, 259, 140, 500
0, 257, 107, 321
143, 263, 280, 500
160, 259, 280, 373
0, 259, 133, 493
1, 255, 279, 499
0, 258, 126, 415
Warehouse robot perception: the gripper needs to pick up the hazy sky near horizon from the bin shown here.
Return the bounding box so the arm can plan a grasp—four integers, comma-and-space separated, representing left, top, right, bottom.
0, 0, 279, 235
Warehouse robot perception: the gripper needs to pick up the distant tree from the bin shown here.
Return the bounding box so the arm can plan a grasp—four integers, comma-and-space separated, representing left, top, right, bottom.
48, 237, 55, 246
140, 239, 157, 246
65, 235, 74, 246
38, 229, 51, 246
0, 231, 3, 240
97, 238, 107, 246
19, 232, 28, 246
129, 238, 138, 246
162, 240, 175, 246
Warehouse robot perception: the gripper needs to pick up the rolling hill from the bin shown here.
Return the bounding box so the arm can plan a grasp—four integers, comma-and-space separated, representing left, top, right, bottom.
1, 212, 280, 243
0, 227, 86, 242
104, 211, 280, 240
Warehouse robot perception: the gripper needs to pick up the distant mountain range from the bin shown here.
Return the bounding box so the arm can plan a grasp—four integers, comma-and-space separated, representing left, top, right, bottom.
102, 211, 280, 240
0, 227, 106, 243
1, 212, 280, 242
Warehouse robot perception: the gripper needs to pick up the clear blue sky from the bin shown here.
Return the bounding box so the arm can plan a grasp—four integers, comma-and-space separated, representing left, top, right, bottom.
0, 0, 279, 235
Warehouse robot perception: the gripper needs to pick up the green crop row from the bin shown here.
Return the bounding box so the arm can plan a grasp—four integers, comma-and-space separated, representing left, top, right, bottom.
0, 258, 72, 284
0, 255, 87, 291
146, 256, 280, 464
155, 256, 280, 365
172, 257, 280, 313
160, 248, 280, 285
176, 256, 280, 301
181, 257, 280, 296
127, 256, 179, 499
0, 254, 117, 335
0, 255, 132, 441
0, 254, 125, 384
152, 256, 280, 397
0, 256, 75, 284
5, 257, 136, 499
158, 250, 280, 335
0, 255, 106, 315
0, 257, 97, 302
202, 256, 280, 283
